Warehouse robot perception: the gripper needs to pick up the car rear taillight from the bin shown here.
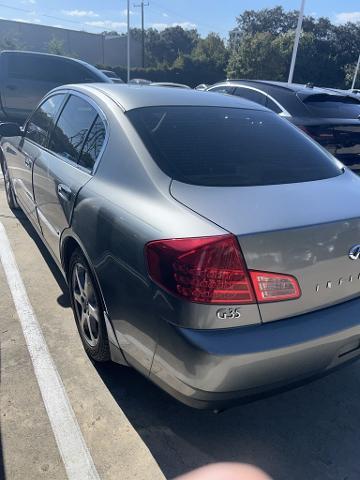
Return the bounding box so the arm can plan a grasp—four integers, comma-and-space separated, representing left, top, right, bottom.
145, 235, 301, 305
146, 235, 255, 304
250, 271, 301, 302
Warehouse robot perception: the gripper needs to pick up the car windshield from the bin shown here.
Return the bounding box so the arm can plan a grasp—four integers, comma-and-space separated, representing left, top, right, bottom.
127, 106, 341, 186
301, 94, 360, 118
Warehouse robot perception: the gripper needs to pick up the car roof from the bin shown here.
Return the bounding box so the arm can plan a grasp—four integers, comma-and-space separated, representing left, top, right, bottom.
214, 79, 343, 97
1, 49, 111, 82
150, 82, 191, 89
59, 83, 269, 112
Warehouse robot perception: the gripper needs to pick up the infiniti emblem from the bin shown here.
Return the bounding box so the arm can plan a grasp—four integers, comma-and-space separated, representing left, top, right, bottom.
349, 245, 360, 260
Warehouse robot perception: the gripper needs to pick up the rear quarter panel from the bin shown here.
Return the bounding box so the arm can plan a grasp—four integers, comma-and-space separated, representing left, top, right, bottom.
67, 101, 260, 375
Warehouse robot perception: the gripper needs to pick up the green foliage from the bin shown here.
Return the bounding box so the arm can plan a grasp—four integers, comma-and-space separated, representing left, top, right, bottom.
101, 55, 225, 88
192, 33, 228, 70
228, 6, 360, 88
101, 9, 360, 89
132, 26, 199, 67
228, 32, 289, 80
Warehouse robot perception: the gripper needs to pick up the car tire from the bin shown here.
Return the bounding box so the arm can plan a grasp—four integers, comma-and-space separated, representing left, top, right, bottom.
2, 159, 19, 210
69, 249, 110, 362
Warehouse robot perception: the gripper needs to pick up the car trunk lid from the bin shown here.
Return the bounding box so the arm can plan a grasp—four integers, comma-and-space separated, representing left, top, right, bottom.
171, 171, 360, 322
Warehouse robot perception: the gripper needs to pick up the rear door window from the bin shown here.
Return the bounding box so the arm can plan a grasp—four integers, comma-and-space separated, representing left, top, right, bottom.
25, 94, 65, 147
127, 106, 341, 186
78, 116, 106, 170
301, 94, 360, 119
49, 95, 97, 163
234, 88, 266, 106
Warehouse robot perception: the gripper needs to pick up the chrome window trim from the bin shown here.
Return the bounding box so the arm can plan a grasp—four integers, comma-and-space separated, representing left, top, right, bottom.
24, 88, 109, 176
208, 83, 291, 117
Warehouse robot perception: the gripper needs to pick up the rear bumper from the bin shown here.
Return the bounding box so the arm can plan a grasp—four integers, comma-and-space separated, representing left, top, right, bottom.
150, 297, 360, 409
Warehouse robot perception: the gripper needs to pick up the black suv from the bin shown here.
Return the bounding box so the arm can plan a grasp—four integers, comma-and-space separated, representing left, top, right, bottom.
208, 80, 360, 172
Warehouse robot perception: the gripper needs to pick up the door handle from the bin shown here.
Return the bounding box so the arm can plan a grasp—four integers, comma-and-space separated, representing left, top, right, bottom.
6, 84, 17, 91
24, 157, 33, 169
57, 183, 72, 200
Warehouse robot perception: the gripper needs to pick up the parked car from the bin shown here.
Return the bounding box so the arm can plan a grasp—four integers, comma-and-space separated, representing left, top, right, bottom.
0, 50, 111, 123
2, 85, 360, 409
128, 78, 151, 85
208, 80, 360, 172
150, 82, 191, 89
100, 69, 124, 84
195, 83, 210, 91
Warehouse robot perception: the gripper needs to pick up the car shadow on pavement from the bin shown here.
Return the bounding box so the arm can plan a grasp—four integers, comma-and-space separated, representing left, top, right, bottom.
95, 360, 360, 480
12, 209, 71, 308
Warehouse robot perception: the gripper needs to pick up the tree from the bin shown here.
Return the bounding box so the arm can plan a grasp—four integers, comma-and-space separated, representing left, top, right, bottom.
141, 26, 200, 67
192, 33, 228, 70
227, 32, 288, 80
234, 6, 298, 37
228, 6, 360, 87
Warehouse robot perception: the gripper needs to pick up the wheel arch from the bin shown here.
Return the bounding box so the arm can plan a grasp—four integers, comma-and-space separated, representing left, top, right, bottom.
61, 232, 108, 313
60, 230, 127, 364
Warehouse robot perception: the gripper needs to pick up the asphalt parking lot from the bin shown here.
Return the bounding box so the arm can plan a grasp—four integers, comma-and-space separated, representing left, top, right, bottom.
1, 173, 360, 480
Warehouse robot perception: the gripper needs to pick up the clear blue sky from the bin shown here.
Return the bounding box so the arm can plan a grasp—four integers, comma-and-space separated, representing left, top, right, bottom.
0, 0, 359, 37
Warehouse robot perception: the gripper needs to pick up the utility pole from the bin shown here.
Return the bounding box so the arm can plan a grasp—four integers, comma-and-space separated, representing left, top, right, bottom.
134, 1, 149, 68
288, 0, 306, 84
351, 53, 360, 90
127, 0, 131, 82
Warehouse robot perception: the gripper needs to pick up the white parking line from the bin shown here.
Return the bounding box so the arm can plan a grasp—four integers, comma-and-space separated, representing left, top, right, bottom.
0, 222, 100, 480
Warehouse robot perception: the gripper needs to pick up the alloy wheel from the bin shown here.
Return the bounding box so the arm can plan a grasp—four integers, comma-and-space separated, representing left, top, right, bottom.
72, 262, 100, 348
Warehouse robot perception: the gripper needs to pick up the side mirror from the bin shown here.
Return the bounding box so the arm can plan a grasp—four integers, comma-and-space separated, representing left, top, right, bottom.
0, 122, 22, 137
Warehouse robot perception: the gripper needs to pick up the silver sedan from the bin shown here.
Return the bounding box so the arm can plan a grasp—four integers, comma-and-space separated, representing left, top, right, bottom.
1, 84, 360, 409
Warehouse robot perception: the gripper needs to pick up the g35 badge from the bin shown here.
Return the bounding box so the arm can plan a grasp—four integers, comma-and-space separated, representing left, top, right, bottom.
216, 307, 241, 320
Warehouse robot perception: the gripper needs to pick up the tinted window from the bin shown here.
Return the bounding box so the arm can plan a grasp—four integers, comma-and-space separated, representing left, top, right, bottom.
127, 106, 341, 187
7, 54, 99, 84
49, 95, 97, 163
78, 116, 106, 170
234, 88, 266, 106
302, 94, 360, 118
25, 94, 65, 146
210, 86, 235, 94
266, 97, 282, 114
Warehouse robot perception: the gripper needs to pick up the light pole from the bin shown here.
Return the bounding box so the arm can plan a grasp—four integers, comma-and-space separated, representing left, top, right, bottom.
351, 53, 360, 90
134, 1, 149, 68
288, 0, 306, 84
127, 0, 131, 82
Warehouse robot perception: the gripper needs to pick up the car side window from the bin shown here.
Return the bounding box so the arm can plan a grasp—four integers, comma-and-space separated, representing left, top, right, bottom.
25, 94, 65, 147
234, 88, 266, 106
266, 97, 282, 114
49, 95, 98, 164
210, 86, 235, 94
60, 61, 99, 84
7, 54, 98, 84
78, 116, 106, 170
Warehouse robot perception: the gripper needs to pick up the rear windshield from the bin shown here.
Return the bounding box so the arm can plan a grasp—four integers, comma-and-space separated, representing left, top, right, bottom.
301, 94, 360, 119
127, 106, 341, 186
